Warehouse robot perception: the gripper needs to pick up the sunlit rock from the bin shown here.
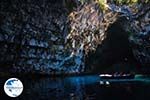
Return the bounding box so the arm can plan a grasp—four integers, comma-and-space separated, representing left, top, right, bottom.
0, 0, 149, 74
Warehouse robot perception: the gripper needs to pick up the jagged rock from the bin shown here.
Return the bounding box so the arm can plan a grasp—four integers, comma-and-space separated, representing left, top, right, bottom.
129, 4, 150, 67
0, 0, 149, 74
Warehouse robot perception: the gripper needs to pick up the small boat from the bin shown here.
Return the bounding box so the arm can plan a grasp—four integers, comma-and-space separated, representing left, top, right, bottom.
99, 74, 135, 79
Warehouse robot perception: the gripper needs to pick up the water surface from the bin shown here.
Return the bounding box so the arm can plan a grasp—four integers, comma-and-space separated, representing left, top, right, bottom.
1, 75, 150, 100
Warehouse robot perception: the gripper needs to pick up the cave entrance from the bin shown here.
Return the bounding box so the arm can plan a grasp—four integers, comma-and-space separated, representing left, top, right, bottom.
86, 17, 138, 73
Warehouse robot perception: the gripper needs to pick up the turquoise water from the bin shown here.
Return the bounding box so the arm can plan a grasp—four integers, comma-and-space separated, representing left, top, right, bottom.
1, 75, 150, 100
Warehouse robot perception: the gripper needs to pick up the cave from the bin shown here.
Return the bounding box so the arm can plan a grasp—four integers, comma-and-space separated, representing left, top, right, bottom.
0, 0, 149, 75
0, 1, 150, 100
86, 17, 139, 73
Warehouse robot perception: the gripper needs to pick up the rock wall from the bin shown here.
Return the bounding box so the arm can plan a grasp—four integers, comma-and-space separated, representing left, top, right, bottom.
0, 0, 149, 74
129, 4, 150, 68
68, 1, 150, 73
0, 0, 84, 74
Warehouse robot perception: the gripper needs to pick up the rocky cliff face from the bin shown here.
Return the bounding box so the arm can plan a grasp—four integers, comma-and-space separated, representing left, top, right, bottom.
0, 0, 149, 74
0, 0, 84, 74
68, 1, 150, 73
129, 4, 150, 70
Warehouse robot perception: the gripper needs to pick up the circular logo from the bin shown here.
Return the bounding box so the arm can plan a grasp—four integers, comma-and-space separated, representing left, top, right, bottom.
4, 78, 23, 97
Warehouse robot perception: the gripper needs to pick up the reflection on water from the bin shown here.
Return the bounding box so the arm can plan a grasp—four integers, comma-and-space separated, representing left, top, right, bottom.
1, 75, 150, 100
21, 75, 100, 100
